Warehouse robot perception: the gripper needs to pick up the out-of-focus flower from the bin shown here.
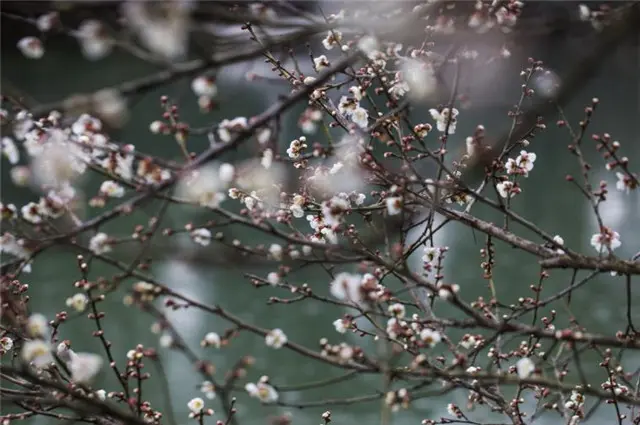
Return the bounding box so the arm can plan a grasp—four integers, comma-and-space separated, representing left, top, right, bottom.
17, 37, 44, 59
330, 272, 363, 306
245, 380, 278, 403
201, 332, 221, 348
386, 197, 403, 215
2, 137, 19, 164
21, 340, 53, 368
77, 20, 113, 60
93, 89, 128, 128
121, 1, 192, 59
191, 228, 211, 246
100, 180, 125, 198
89, 233, 112, 255
200, 380, 216, 400
516, 357, 535, 379
191, 76, 217, 98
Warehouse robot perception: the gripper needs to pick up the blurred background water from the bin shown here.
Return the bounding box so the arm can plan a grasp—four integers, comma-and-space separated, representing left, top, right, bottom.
1, 5, 639, 425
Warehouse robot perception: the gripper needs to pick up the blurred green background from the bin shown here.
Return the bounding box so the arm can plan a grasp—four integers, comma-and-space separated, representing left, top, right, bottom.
1, 12, 639, 425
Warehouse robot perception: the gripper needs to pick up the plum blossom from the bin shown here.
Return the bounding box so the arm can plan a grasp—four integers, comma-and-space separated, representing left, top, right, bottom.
313, 55, 330, 71
27, 314, 48, 338
322, 30, 342, 50
17, 37, 44, 59
496, 181, 520, 199
615, 172, 636, 194
66, 293, 89, 312
191, 228, 212, 246
178, 166, 226, 208
386, 197, 403, 215
590, 227, 621, 254
216, 117, 248, 143
187, 397, 205, 415
286, 137, 307, 159
202, 332, 221, 348
67, 351, 104, 384
2, 137, 19, 164
516, 357, 535, 379
265, 328, 288, 349
430, 108, 458, 134
267, 272, 280, 285
100, 180, 125, 198
200, 381, 216, 400
21, 340, 53, 368
0, 336, 14, 354
191, 76, 217, 98
77, 20, 113, 60
515, 150, 537, 177
21, 202, 44, 224
350, 107, 369, 128
246, 380, 279, 403
420, 328, 441, 348
333, 318, 349, 333
89, 233, 112, 255
329, 272, 364, 306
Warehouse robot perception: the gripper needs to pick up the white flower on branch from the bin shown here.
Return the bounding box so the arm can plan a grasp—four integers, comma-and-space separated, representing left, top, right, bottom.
515, 357, 535, 379
386, 197, 403, 215
2, 137, 19, 164
322, 30, 342, 50
191, 76, 217, 98
245, 380, 279, 403
191, 228, 212, 246
200, 381, 216, 400
100, 180, 125, 198
21, 340, 53, 368
187, 397, 205, 415
76, 20, 113, 60
202, 332, 221, 348
429, 108, 459, 134
496, 181, 520, 199
17, 37, 44, 59
65, 293, 89, 312
590, 227, 621, 254
89, 232, 112, 255
26, 314, 48, 338
265, 328, 288, 349
330, 272, 364, 306
420, 328, 441, 348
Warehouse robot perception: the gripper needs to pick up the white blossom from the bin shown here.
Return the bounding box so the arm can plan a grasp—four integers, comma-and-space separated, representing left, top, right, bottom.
333, 318, 348, 333
187, 397, 205, 415
615, 172, 634, 194
590, 227, 621, 254
329, 272, 364, 306
267, 272, 280, 285
202, 332, 221, 348
322, 30, 342, 50
2, 137, 19, 164
496, 181, 519, 199
516, 357, 535, 379
419, 328, 441, 348
191, 228, 212, 246
21, 340, 53, 368
245, 381, 279, 403
350, 107, 369, 128
515, 150, 536, 176
265, 328, 288, 349
269, 244, 283, 261
386, 197, 403, 215
27, 314, 48, 338
191, 76, 217, 98
67, 352, 103, 384
66, 293, 89, 312
429, 108, 458, 134
100, 180, 125, 198
77, 20, 113, 60
21, 202, 44, 224
200, 380, 216, 400
89, 233, 112, 255
17, 37, 44, 59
